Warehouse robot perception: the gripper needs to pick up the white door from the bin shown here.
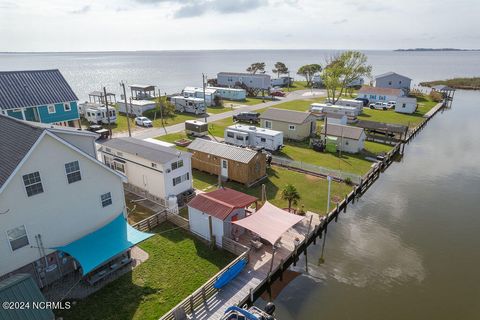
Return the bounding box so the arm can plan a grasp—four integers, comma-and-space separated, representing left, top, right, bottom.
221, 159, 228, 178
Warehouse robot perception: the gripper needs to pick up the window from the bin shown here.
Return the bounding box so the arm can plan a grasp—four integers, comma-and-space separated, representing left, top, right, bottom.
260, 137, 266, 142
388, 81, 392, 85
87, 112, 91, 117
402, 103, 406, 108
104, 155, 113, 168
173, 173, 190, 186
101, 192, 112, 207
64, 103, 71, 112
151, 163, 157, 168
222, 160, 227, 169
236, 135, 244, 141
114, 162, 125, 173
171, 160, 184, 171
288, 125, 296, 131
7, 226, 29, 251
265, 120, 272, 129
23, 172, 44, 197
227, 132, 234, 138
47, 105, 56, 114
65, 161, 81, 184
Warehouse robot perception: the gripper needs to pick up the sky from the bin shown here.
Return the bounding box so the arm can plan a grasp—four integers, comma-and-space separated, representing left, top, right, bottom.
0, 0, 479, 52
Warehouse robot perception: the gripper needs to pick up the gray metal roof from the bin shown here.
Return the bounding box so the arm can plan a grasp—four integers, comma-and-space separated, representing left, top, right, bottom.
0, 115, 44, 189
321, 124, 365, 140
0, 69, 78, 110
375, 72, 412, 80
259, 108, 315, 124
0, 274, 54, 320
101, 137, 190, 164
187, 139, 258, 164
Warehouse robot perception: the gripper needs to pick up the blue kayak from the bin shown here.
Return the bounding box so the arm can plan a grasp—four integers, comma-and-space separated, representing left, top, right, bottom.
214, 258, 247, 289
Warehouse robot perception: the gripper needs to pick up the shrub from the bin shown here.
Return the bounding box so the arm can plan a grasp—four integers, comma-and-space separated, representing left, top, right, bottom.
344, 177, 353, 186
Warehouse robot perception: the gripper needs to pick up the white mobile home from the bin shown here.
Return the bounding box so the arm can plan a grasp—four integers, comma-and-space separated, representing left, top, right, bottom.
357, 86, 404, 103
395, 97, 418, 114
182, 87, 218, 106
79, 102, 117, 124
207, 86, 247, 101
322, 104, 360, 121
320, 123, 366, 153
217, 72, 271, 90
224, 124, 283, 151
334, 99, 364, 113
170, 96, 206, 115
100, 137, 193, 205
117, 99, 157, 117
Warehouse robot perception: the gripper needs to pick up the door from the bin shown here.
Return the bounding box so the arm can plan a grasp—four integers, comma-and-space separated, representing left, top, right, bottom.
221, 159, 228, 178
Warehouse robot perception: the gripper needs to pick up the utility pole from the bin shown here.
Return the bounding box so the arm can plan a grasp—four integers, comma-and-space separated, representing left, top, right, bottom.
103, 87, 112, 138
120, 82, 131, 137
202, 73, 207, 122
326, 176, 332, 214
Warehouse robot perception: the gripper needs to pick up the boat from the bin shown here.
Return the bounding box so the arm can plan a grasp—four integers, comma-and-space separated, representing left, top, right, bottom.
214, 258, 247, 289
222, 303, 277, 320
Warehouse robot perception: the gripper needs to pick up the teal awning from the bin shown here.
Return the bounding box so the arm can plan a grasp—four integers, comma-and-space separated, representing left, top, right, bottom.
55, 213, 153, 275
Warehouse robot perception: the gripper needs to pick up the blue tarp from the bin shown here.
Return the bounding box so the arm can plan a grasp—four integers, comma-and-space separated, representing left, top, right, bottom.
55, 213, 153, 275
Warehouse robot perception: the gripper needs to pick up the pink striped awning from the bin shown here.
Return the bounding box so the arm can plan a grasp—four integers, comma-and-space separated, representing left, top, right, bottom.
232, 201, 305, 245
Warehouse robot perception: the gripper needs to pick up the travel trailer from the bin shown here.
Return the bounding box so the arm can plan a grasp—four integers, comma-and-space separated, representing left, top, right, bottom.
182, 87, 218, 106
224, 124, 283, 151
207, 86, 247, 101
170, 96, 206, 115
78, 102, 117, 124
185, 120, 209, 137
321, 104, 359, 123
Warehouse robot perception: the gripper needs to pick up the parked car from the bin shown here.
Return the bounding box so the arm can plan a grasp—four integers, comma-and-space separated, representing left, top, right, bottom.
369, 102, 388, 110
355, 97, 369, 106
271, 91, 286, 97
233, 112, 260, 124
135, 116, 153, 127
387, 101, 396, 108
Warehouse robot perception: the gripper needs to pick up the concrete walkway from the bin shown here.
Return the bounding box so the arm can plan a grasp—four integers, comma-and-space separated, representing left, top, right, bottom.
115, 89, 326, 140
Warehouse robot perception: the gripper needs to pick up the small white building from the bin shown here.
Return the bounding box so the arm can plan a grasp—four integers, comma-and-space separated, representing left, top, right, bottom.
207, 86, 247, 101
320, 123, 366, 153
374, 72, 411, 90
224, 124, 284, 151
99, 137, 193, 205
182, 86, 218, 106
357, 86, 405, 103
188, 188, 257, 246
0, 115, 145, 288
117, 99, 157, 117
395, 97, 418, 114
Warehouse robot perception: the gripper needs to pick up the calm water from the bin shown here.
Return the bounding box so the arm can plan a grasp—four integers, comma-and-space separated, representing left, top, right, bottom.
1, 50, 480, 101
257, 90, 480, 319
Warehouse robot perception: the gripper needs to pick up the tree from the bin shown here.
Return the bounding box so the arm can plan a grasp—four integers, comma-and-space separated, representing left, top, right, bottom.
246, 62, 266, 74
272, 62, 289, 78
322, 51, 372, 104
281, 184, 301, 211
297, 64, 322, 87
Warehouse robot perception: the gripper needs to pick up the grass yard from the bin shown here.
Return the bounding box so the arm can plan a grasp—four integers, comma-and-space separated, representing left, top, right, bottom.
357, 95, 438, 127
222, 97, 266, 106
207, 105, 234, 114
269, 97, 326, 112
56, 222, 234, 320
192, 167, 352, 215
286, 81, 310, 91
277, 140, 393, 176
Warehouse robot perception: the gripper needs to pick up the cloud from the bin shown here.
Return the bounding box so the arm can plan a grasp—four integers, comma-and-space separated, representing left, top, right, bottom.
333, 18, 348, 24
70, 5, 91, 14
0, 1, 17, 9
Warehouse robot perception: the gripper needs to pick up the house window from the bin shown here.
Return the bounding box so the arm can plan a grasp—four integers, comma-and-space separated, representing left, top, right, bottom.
65, 161, 81, 184
104, 155, 113, 168
265, 120, 272, 129
7, 225, 29, 251
402, 103, 406, 108
114, 162, 125, 173
260, 137, 266, 142
171, 160, 184, 171
288, 125, 296, 131
227, 132, 234, 138
173, 173, 190, 186
64, 103, 72, 112
388, 81, 392, 85
101, 192, 112, 207
22, 172, 44, 197
151, 163, 157, 168
47, 105, 56, 114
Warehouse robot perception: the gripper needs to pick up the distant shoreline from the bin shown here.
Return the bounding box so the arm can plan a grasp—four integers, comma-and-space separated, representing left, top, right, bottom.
420, 77, 480, 90
395, 48, 479, 52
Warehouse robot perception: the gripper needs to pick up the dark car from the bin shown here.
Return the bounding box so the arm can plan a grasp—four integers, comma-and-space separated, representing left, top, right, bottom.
233, 112, 260, 124
355, 97, 369, 106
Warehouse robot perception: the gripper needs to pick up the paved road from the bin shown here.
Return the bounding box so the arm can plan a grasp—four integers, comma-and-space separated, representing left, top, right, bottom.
117, 89, 326, 140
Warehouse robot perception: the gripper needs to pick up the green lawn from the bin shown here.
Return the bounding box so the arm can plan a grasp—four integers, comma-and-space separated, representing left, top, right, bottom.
285, 81, 310, 91
57, 223, 234, 320
222, 97, 266, 106
154, 132, 190, 151
277, 140, 392, 176
192, 167, 352, 215
357, 95, 438, 127
207, 105, 234, 114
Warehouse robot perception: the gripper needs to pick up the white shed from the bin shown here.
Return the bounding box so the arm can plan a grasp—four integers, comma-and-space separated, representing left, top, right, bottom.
320, 123, 366, 153
187, 188, 257, 246
395, 97, 418, 114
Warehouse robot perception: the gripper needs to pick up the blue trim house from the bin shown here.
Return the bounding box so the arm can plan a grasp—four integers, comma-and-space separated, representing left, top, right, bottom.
0, 69, 80, 127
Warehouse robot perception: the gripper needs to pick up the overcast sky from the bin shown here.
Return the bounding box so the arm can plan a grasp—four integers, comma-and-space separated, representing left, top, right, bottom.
0, 0, 479, 52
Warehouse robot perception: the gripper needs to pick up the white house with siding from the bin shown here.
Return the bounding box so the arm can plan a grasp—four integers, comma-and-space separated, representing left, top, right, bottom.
217, 72, 271, 90
0, 115, 132, 288
374, 72, 412, 90
99, 137, 193, 205
395, 97, 418, 114
357, 86, 405, 103
320, 123, 366, 153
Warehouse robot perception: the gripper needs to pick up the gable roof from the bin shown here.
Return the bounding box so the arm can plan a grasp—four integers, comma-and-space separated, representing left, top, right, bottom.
0, 69, 78, 110
187, 139, 258, 164
259, 108, 315, 124
375, 72, 411, 80
321, 123, 365, 140
188, 188, 257, 220
101, 137, 190, 164
358, 86, 402, 96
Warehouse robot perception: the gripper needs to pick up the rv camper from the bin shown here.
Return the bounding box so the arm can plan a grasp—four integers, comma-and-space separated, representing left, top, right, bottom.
333, 99, 364, 113
322, 105, 359, 123
78, 102, 117, 124
309, 103, 329, 119
171, 96, 206, 115
224, 124, 283, 151
182, 87, 218, 106
185, 120, 209, 137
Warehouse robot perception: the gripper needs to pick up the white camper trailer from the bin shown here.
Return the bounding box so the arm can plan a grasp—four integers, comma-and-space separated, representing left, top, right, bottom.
334, 99, 364, 113
78, 102, 117, 124
117, 99, 157, 117
182, 87, 218, 106
185, 120, 209, 137
322, 105, 359, 123
224, 124, 283, 151
309, 103, 330, 119
171, 96, 206, 115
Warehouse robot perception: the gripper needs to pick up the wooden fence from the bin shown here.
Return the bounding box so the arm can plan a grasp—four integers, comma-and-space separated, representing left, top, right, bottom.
131, 211, 167, 232
222, 236, 250, 256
